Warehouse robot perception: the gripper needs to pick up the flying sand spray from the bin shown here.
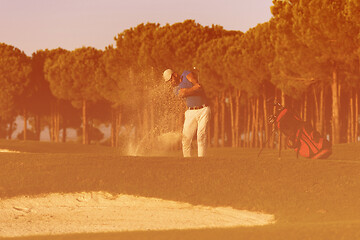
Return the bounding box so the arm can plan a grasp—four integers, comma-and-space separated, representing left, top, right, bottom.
125, 75, 184, 156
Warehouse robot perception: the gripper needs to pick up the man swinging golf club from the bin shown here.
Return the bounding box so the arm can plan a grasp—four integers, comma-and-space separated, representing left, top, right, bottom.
163, 69, 211, 157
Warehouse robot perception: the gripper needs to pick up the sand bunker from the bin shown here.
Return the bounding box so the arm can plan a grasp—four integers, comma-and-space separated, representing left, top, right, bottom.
0, 192, 275, 238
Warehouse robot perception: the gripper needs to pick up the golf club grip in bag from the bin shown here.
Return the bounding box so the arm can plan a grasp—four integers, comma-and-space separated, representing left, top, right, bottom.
271, 103, 332, 159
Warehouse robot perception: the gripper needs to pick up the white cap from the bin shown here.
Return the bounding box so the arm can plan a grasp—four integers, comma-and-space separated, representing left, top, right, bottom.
163, 69, 174, 82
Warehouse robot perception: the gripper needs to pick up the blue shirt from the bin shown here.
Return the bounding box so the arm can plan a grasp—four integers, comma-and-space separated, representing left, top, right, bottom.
174, 70, 208, 108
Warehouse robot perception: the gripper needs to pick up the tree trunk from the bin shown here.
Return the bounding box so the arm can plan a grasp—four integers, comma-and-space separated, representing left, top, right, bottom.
319, 83, 324, 135
82, 99, 88, 144
355, 91, 359, 142
246, 100, 251, 148
34, 114, 41, 141
0, 119, 3, 138
281, 92, 286, 150
350, 90, 354, 143
235, 90, 241, 147
207, 115, 211, 147
111, 109, 115, 147
62, 123, 67, 143
303, 92, 307, 122
313, 86, 320, 131
8, 121, 14, 139
220, 91, 226, 147
313, 84, 324, 134
254, 97, 260, 148
150, 103, 154, 135
116, 110, 122, 147
250, 99, 255, 148
259, 114, 264, 149
55, 102, 60, 143
270, 90, 278, 149
0, 120, 4, 138
50, 102, 54, 142
213, 96, 219, 147
347, 106, 351, 143
110, 108, 121, 147
23, 108, 27, 141
262, 91, 269, 148
243, 101, 247, 148
50, 101, 60, 142
331, 67, 340, 144
228, 91, 235, 147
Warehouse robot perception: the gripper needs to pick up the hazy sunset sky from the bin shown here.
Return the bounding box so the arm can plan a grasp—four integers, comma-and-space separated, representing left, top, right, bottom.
1, 0, 273, 56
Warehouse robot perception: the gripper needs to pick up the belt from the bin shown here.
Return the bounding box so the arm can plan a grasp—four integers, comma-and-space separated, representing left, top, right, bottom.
188, 104, 208, 110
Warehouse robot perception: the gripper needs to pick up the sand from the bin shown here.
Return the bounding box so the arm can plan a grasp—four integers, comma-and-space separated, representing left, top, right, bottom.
0, 149, 20, 153
0, 191, 275, 238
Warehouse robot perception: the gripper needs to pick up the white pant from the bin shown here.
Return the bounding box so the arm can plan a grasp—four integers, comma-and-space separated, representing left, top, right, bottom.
182, 106, 211, 157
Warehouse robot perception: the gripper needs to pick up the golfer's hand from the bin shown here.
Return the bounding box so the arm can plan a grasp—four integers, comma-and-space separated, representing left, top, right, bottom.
178, 89, 186, 97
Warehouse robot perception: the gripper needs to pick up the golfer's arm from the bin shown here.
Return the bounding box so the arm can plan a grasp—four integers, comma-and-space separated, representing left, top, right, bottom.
182, 73, 202, 97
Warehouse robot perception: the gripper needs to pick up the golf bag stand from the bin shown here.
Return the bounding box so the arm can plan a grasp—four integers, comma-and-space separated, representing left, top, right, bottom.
266, 101, 332, 159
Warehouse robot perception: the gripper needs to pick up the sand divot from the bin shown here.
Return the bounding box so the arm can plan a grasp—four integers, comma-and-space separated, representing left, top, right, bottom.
0, 192, 275, 238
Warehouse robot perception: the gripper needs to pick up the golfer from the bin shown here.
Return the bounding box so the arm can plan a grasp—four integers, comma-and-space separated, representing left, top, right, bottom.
163, 69, 211, 157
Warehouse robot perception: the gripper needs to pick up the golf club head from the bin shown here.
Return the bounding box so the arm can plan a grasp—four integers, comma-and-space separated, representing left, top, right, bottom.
268, 115, 276, 124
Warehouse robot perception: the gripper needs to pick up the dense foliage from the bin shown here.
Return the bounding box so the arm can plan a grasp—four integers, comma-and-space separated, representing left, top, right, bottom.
0, 1, 359, 148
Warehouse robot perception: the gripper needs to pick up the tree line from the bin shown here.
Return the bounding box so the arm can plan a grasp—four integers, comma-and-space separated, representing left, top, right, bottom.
0, 0, 359, 150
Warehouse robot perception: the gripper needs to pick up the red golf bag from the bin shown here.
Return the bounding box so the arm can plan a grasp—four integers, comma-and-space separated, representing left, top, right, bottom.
269, 102, 332, 159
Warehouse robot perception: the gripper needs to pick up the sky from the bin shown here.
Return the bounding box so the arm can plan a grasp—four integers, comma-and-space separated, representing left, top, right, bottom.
1, 0, 274, 56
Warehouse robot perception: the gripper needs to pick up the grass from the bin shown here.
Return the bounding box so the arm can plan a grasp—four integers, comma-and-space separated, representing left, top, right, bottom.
0, 139, 360, 239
